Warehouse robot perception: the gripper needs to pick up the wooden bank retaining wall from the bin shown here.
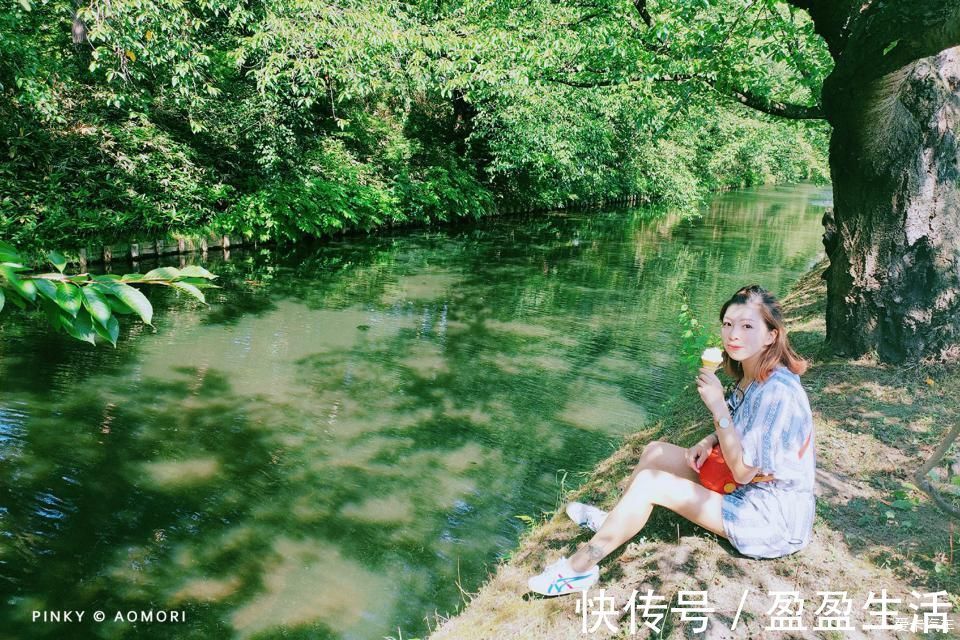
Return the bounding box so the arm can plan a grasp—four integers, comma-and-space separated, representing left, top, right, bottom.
72, 193, 648, 269
75, 235, 243, 270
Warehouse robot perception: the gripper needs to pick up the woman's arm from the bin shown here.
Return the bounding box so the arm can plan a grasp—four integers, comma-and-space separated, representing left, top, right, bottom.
710, 404, 761, 484
696, 367, 760, 484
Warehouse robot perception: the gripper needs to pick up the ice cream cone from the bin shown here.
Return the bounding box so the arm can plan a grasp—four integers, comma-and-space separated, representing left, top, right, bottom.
701, 347, 723, 370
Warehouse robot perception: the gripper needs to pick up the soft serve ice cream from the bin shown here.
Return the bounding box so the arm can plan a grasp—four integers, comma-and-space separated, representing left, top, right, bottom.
701, 347, 724, 370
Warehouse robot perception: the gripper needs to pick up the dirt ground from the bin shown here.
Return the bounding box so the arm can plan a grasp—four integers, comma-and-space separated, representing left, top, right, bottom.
426, 260, 960, 640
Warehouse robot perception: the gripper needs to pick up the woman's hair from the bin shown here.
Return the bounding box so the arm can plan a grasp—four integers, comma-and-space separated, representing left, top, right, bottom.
719, 284, 807, 383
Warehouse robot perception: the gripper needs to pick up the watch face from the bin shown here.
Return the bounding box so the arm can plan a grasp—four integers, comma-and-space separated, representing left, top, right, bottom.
719, 417, 732, 429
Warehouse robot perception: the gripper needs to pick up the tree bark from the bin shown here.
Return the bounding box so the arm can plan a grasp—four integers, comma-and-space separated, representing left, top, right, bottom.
822, 44, 960, 362
795, 0, 960, 362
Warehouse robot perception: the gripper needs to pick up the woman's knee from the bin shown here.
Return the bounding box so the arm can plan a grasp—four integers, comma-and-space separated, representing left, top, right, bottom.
625, 468, 670, 496
640, 440, 667, 457
635, 440, 665, 469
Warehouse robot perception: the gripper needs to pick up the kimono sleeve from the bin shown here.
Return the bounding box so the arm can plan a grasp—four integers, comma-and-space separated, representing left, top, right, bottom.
739, 381, 796, 473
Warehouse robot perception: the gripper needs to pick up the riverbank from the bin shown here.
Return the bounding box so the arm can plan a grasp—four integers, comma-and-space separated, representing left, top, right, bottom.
427, 259, 960, 639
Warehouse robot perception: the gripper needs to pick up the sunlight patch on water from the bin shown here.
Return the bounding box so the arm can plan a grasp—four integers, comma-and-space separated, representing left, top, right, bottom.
380, 273, 462, 305
400, 343, 449, 378
138, 457, 221, 489
137, 302, 415, 407
170, 575, 243, 604
558, 381, 647, 434
440, 399, 493, 426
341, 495, 416, 525
483, 318, 555, 339
230, 537, 393, 639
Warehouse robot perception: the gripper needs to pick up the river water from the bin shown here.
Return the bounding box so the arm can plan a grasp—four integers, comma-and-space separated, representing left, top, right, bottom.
0, 184, 831, 639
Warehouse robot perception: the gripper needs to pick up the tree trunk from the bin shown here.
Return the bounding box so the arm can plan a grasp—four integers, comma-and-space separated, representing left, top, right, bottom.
822, 47, 960, 362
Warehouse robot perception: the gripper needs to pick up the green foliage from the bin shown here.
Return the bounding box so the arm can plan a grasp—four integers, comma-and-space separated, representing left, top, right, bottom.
1, 0, 833, 252
221, 138, 402, 242
0, 115, 232, 247
0, 241, 216, 346
397, 152, 494, 223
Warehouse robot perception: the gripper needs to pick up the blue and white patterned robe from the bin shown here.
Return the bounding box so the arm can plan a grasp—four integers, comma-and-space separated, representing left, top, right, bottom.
721, 366, 816, 559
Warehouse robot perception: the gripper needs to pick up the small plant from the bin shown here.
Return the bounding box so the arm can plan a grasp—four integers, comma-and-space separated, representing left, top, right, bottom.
677, 290, 722, 373
882, 485, 921, 529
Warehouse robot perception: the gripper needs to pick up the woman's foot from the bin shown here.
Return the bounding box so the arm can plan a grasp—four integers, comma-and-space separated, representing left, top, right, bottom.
527, 556, 599, 596
566, 501, 608, 532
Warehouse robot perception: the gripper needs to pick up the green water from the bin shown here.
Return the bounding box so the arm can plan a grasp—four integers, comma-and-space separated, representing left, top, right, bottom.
0, 184, 831, 639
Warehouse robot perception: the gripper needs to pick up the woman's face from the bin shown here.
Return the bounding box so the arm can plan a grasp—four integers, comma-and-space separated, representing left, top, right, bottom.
721, 303, 777, 367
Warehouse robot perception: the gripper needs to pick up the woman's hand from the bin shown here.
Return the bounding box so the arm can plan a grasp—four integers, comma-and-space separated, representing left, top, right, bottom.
695, 366, 726, 417
686, 436, 715, 472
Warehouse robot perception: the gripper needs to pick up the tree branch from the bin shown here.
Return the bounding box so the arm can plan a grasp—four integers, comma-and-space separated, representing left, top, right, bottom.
782, 0, 857, 60
849, 1, 960, 80
542, 73, 692, 88
914, 421, 960, 520
726, 87, 824, 120
543, 68, 826, 120
633, 0, 652, 28
565, 10, 609, 29
542, 70, 824, 121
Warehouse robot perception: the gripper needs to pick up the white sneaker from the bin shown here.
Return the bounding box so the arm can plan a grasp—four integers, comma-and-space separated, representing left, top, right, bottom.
527, 556, 599, 596
566, 501, 608, 532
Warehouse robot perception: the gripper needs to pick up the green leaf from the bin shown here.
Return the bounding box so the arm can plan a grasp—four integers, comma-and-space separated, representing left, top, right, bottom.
82, 286, 113, 329
882, 39, 900, 56
171, 281, 206, 304
107, 296, 136, 315
0, 267, 37, 302
42, 298, 62, 329
47, 251, 67, 273
141, 267, 181, 281
890, 499, 913, 511
0, 288, 4, 313
34, 278, 57, 302
17, 0, 32, 11
62, 308, 97, 345
0, 240, 19, 263
92, 314, 120, 347
178, 265, 216, 279
54, 282, 83, 317
5, 290, 26, 310
176, 277, 218, 288
100, 282, 153, 325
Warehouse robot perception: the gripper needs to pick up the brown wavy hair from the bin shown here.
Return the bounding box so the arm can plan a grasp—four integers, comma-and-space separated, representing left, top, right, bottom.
720, 285, 807, 383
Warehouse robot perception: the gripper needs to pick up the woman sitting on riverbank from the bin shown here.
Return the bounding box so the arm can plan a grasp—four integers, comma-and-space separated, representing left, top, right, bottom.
528, 285, 815, 596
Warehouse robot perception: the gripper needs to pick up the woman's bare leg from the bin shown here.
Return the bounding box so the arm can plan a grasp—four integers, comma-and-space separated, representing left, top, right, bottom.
622, 440, 699, 487
568, 442, 726, 573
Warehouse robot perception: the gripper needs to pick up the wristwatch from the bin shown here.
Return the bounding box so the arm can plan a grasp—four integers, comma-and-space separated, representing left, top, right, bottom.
717, 415, 732, 430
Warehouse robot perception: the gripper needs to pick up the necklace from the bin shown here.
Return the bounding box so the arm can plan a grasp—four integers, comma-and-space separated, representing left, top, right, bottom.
727, 378, 754, 416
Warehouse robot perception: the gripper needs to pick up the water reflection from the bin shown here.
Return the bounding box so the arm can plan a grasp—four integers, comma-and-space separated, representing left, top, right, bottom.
0, 184, 831, 639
